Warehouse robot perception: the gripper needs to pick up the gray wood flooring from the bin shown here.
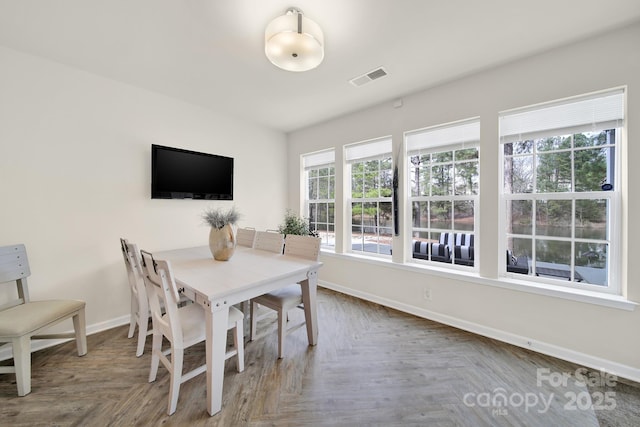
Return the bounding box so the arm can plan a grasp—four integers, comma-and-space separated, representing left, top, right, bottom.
1, 288, 639, 426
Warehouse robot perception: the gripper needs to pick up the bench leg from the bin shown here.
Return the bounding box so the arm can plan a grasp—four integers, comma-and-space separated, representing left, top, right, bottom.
73, 308, 88, 356
13, 336, 32, 396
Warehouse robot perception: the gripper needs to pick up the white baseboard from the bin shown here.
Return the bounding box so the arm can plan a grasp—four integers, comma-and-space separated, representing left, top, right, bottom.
0, 314, 130, 362
320, 281, 640, 384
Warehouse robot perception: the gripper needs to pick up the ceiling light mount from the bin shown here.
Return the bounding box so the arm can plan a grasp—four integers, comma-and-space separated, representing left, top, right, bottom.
265, 7, 324, 72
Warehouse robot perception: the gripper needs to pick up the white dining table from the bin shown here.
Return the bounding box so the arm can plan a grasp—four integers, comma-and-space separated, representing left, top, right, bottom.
156, 245, 322, 416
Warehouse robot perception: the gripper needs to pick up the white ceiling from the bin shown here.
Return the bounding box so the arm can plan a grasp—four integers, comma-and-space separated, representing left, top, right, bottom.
1, 0, 639, 133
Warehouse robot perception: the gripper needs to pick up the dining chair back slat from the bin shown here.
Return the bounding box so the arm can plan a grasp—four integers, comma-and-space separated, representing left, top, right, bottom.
236, 227, 257, 248
283, 234, 321, 261
254, 231, 284, 253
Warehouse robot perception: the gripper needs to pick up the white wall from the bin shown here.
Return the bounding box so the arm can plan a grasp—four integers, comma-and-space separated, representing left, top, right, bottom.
0, 47, 287, 340
287, 23, 640, 380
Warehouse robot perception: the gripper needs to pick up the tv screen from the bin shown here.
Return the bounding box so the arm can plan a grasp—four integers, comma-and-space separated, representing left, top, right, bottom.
151, 144, 234, 200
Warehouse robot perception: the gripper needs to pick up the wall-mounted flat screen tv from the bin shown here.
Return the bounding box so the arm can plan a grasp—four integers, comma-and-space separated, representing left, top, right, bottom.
151, 144, 233, 200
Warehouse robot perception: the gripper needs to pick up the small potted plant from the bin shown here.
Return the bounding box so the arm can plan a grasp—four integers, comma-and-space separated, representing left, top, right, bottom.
202, 206, 241, 261
278, 209, 318, 237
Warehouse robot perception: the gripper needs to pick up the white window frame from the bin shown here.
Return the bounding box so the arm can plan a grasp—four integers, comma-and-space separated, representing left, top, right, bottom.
406, 118, 480, 269
499, 88, 624, 295
303, 149, 336, 249
345, 137, 393, 256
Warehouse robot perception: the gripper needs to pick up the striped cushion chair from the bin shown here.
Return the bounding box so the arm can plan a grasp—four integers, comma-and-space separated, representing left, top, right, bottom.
412, 241, 430, 260
430, 232, 453, 263
454, 233, 475, 266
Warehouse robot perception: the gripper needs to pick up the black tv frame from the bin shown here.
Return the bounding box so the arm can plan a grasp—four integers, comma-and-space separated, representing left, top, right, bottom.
151, 144, 234, 200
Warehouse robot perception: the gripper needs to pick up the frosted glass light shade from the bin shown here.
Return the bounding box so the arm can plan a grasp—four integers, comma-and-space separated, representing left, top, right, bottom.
265, 9, 324, 72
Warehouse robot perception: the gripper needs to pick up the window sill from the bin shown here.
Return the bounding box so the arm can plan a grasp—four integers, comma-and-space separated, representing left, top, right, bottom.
320, 250, 637, 311
492, 276, 636, 311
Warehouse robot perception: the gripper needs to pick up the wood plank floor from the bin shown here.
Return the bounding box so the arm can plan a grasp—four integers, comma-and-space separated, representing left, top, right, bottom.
1, 288, 639, 426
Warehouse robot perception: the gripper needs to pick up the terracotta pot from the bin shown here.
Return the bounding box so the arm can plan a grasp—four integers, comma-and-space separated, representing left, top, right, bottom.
208, 223, 236, 261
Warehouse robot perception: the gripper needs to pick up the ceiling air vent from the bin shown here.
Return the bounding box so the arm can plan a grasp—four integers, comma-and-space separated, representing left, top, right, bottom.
349, 67, 388, 87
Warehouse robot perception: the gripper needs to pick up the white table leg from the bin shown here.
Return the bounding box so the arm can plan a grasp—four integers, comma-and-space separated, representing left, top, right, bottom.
300, 269, 318, 345
205, 305, 230, 416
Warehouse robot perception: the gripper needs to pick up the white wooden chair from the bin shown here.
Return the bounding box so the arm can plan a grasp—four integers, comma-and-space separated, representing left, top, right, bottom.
120, 238, 191, 357
250, 235, 320, 358
139, 250, 244, 415
0, 244, 87, 396
248, 230, 284, 323
253, 230, 284, 253
120, 238, 152, 357
236, 227, 257, 248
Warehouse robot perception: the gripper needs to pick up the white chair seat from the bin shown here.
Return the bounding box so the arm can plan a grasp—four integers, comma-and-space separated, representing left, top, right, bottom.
170, 304, 205, 344
0, 300, 85, 337
164, 304, 243, 346
252, 285, 302, 308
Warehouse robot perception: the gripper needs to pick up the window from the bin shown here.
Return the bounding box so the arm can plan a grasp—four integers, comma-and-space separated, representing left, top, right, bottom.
346, 138, 393, 255
407, 119, 480, 267
303, 150, 335, 248
500, 89, 624, 293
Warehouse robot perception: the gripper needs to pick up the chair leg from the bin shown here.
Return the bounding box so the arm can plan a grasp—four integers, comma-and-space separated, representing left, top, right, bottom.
73, 308, 88, 356
128, 294, 137, 338
12, 336, 32, 396
135, 313, 148, 357
277, 308, 286, 359
241, 300, 250, 338
167, 348, 183, 416
249, 300, 257, 341
233, 319, 244, 372
149, 332, 162, 382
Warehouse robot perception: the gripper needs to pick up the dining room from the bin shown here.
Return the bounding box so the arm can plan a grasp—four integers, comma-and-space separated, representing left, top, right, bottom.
1, 1, 640, 425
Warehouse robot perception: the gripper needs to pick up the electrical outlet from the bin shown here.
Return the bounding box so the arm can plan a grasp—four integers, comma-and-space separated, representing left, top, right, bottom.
423, 288, 432, 301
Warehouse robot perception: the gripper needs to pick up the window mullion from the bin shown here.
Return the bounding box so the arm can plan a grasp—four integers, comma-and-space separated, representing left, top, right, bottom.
570, 198, 576, 281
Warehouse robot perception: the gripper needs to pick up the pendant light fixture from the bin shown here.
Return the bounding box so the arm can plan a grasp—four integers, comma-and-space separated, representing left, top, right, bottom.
265, 8, 324, 72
